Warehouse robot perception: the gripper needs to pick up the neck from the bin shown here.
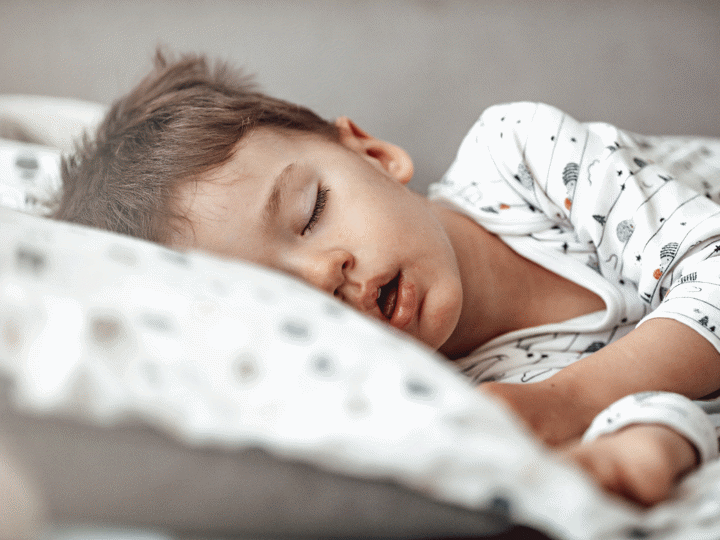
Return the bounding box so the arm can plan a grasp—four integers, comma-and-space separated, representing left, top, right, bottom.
432, 203, 552, 359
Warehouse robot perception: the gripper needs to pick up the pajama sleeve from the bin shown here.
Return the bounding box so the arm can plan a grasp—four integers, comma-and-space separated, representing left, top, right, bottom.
430, 101, 720, 354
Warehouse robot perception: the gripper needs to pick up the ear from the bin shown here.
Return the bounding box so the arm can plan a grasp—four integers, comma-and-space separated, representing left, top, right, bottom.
334, 117, 414, 185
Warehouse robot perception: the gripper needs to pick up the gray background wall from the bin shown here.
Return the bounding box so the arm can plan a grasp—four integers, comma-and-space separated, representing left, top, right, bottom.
1, 0, 718, 193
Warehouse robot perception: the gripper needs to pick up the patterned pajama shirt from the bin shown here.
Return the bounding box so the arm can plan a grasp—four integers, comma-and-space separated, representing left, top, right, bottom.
429, 102, 720, 416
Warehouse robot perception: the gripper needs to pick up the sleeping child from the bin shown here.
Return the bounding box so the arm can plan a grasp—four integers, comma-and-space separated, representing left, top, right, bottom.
54, 50, 720, 506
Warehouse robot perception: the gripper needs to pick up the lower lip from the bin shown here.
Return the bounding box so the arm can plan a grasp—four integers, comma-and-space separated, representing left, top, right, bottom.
390, 272, 416, 330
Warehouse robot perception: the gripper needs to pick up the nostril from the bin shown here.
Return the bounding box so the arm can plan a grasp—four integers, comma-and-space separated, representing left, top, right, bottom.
342, 261, 348, 270
333, 288, 340, 297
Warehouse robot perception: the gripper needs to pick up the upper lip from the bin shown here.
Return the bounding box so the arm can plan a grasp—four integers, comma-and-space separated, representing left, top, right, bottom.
345, 271, 398, 315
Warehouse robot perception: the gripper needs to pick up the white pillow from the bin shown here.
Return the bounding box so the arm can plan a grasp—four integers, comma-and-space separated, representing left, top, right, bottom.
0, 95, 106, 153
0, 206, 637, 539
0, 138, 62, 215
0, 94, 106, 216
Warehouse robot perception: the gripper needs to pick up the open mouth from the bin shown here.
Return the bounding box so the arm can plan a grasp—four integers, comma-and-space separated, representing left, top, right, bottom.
377, 272, 400, 320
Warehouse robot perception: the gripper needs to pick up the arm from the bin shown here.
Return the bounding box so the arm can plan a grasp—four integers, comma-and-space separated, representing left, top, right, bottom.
485, 317, 720, 445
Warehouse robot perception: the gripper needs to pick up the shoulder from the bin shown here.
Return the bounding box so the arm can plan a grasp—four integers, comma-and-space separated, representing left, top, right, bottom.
473, 102, 567, 131
458, 102, 572, 160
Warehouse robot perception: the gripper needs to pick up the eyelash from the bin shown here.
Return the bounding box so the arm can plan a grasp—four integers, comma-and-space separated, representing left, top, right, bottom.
302, 186, 330, 235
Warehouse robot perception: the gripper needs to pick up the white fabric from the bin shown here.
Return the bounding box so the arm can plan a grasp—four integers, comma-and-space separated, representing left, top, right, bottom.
429, 102, 720, 388
0, 94, 106, 217
0, 95, 106, 153
582, 392, 719, 465
0, 206, 640, 540
0, 138, 62, 215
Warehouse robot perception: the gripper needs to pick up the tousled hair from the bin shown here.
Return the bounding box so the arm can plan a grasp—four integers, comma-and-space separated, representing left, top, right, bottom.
53, 49, 339, 243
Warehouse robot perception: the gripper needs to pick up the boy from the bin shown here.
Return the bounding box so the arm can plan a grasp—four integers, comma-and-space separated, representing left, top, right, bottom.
55, 51, 720, 506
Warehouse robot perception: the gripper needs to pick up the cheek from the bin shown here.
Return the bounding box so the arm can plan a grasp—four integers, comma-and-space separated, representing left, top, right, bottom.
333, 193, 377, 239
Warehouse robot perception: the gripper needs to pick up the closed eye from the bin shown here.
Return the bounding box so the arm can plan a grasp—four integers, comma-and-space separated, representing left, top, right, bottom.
302, 186, 330, 235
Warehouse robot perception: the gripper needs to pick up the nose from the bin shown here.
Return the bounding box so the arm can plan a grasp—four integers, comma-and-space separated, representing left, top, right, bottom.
291, 248, 354, 296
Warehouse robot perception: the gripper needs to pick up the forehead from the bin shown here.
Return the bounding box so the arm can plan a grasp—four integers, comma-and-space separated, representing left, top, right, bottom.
170, 128, 332, 255
205, 127, 336, 182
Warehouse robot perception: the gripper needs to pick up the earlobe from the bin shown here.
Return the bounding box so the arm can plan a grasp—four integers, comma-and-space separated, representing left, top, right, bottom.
334, 117, 414, 185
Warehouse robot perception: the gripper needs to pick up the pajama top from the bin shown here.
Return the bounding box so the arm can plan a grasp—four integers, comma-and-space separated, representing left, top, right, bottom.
428, 102, 720, 386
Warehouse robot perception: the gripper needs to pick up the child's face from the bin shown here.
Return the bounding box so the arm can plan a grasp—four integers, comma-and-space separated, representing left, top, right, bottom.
174, 118, 464, 350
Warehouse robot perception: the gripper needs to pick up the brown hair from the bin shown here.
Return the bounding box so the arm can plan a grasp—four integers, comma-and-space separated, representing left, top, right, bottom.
53, 49, 338, 243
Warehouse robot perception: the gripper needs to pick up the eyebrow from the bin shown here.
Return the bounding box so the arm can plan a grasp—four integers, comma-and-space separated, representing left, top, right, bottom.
263, 162, 296, 225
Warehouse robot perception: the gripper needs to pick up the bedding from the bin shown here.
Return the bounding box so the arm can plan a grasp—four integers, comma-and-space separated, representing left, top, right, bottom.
2, 95, 720, 540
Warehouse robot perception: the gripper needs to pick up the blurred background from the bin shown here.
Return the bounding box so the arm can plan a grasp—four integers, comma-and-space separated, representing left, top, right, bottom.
1, 0, 718, 193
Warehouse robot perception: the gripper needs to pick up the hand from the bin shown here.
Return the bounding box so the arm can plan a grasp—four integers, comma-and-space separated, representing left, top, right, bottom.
560, 424, 699, 506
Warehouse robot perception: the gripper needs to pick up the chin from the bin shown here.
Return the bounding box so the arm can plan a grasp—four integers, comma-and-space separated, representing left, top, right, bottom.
418, 301, 462, 353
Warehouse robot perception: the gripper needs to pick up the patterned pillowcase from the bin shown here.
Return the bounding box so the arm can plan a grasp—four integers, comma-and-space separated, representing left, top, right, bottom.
0, 138, 62, 215
0, 205, 615, 539
0, 99, 617, 538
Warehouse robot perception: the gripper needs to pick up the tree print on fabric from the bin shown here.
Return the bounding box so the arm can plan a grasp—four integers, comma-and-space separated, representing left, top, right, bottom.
562, 162, 579, 209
